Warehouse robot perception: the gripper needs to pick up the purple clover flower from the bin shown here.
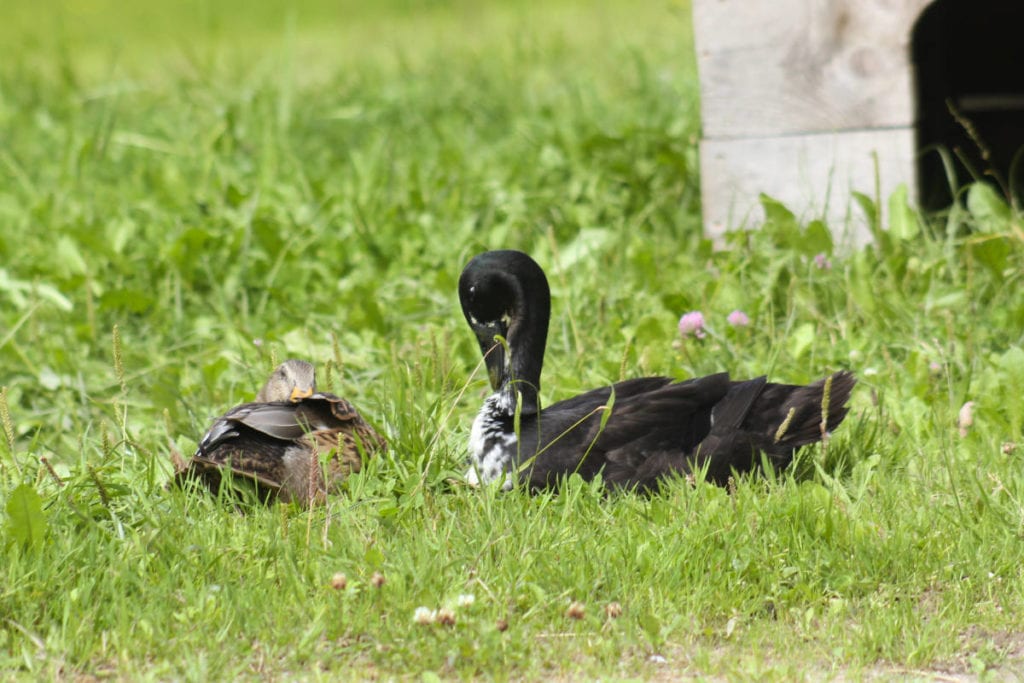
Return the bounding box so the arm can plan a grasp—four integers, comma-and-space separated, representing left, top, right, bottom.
726, 310, 750, 327
678, 311, 706, 339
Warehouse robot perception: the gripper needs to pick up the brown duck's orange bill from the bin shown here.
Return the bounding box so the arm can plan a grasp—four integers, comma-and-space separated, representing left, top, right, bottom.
289, 386, 314, 402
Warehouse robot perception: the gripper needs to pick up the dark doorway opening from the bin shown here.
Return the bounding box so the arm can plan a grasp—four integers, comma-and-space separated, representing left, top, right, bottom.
913, 0, 1024, 211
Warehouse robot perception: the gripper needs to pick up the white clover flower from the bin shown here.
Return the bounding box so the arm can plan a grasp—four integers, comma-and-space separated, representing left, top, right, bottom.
413, 607, 436, 625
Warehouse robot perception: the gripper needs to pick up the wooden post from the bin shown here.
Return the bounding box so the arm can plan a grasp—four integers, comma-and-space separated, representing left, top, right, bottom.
693, 0, 933, 245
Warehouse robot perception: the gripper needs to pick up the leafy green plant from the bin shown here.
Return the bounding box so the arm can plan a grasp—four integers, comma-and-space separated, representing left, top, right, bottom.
4, 484, 47, 551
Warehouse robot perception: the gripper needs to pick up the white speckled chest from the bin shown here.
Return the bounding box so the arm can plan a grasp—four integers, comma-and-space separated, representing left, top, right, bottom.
466, 394, 517, 490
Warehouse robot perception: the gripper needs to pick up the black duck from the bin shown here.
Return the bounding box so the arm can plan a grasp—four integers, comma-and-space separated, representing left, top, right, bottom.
458, 249, 855, 492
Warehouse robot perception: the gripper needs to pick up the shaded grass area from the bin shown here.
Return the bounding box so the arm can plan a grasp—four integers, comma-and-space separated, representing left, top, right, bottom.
3, 0, 1024, 679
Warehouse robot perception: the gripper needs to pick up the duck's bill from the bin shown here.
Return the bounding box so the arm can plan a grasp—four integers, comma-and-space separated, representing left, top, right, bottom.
289, 386, 314, 402
480, 338, 507, 391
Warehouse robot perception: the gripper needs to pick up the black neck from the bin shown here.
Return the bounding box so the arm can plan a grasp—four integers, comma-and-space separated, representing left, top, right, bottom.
501, 275, 548, 415
460, 250, 551, 417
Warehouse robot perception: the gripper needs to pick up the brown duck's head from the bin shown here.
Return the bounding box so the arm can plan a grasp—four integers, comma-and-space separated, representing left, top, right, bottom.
256, 359, 317, 403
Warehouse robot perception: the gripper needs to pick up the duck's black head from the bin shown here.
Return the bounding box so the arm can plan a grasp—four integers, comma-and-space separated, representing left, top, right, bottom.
459, 250, 550, 416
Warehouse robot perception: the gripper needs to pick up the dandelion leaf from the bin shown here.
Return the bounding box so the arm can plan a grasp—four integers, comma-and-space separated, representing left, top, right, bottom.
5, 484, 47, 550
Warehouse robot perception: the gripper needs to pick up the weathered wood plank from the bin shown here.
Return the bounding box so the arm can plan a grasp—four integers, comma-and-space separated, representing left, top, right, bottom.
700, 128, 917, 247
694, 0, 933, 138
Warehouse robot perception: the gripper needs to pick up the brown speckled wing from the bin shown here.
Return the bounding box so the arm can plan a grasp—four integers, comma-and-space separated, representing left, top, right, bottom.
177, 450, 288, 504
177, 391, 386, 506
302, 394, 387, 493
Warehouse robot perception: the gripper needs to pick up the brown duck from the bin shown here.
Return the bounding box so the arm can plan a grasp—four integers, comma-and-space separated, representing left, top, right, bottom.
175, 360, 386, 506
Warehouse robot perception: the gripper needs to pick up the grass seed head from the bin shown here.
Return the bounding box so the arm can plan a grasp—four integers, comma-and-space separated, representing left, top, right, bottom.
0, 386, 14, 453
112, 324, 126, 394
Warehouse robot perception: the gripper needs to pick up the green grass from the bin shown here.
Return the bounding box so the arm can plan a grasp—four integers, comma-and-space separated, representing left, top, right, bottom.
3, 0, 1024, 679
